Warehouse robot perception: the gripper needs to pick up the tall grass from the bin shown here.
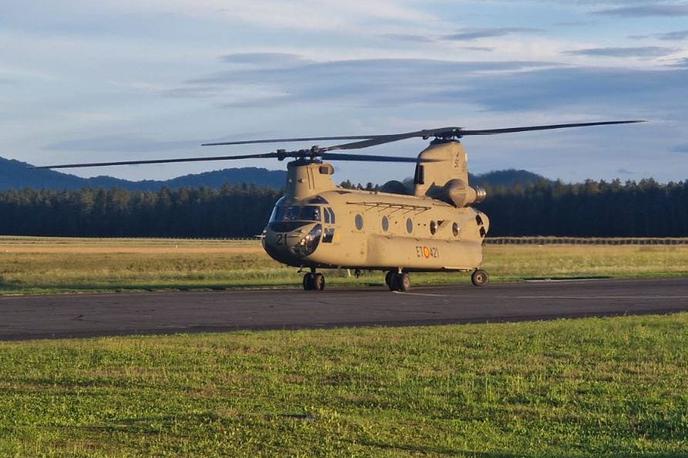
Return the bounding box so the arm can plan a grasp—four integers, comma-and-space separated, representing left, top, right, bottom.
1, 237, 687, 294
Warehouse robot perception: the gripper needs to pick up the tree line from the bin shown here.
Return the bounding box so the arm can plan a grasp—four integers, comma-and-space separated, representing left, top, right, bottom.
0, 179, 685, 237
478, 179, 688, 237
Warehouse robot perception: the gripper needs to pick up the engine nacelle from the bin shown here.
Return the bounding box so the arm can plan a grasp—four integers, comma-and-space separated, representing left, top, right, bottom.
432, 179, 487, 207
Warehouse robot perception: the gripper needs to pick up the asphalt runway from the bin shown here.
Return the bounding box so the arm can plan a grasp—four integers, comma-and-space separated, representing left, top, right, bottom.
1, 278, 687, 340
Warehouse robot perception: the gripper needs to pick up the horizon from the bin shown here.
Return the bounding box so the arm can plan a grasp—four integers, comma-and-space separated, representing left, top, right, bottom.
2, 154, 684, 188
1, 1, 686, 184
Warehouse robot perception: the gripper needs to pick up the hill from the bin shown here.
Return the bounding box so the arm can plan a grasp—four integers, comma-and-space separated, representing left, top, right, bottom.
470, 169, 550, 188
1, 156, 548, 191
0, 157, 287, 191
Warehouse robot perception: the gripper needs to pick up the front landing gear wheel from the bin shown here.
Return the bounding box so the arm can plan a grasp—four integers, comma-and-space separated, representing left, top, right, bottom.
385, 271, 394, 289
303, 272, 325, 291
390, 272, 411, 292
471, 269, 489, 287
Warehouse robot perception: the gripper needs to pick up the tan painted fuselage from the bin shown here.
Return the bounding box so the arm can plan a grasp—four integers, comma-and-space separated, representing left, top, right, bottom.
262, 140, 489, 272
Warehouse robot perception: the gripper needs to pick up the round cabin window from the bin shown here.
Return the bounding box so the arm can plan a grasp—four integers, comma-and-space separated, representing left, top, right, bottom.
381, 216, 389, 232
355, 214, 364, 230
430, 220, 437, 235
406, 218, 413, 234
452, 222, 460, 237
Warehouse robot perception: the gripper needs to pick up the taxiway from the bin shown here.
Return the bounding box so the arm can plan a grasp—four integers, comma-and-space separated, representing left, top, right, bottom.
1, 278, 686, 340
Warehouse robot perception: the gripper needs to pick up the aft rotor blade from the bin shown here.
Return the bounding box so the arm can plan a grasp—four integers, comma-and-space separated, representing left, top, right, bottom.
35, 152, 285, 169
202, 135, 380, 146
321, 153, 423, 162
323, 130, 437, 151
459, 120, 645, 136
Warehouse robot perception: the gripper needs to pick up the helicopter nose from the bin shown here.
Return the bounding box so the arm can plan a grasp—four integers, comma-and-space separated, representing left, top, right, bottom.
263, 223, 322, 262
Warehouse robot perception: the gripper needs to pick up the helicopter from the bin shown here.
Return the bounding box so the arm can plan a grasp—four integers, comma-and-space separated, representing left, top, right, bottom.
39, 120, 643, 292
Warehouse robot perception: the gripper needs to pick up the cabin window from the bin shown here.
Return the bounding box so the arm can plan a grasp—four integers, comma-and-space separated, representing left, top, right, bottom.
476, 214, 484, 226
381, 216, 389, 232
406, 218, 413, 234
430, 220, 437, 235
328, 208, 336, 224
414, 164, 425, 185
355, 214, 364, 230
324, 207, 332, 224
452, 222, 460, 237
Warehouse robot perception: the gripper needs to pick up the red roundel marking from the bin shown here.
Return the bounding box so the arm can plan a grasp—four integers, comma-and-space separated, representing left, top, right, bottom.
423, 246, 431, 258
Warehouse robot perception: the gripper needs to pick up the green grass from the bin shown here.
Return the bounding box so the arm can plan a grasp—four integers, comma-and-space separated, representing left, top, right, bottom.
1, 237, 687, 295
1, 314, 687, 456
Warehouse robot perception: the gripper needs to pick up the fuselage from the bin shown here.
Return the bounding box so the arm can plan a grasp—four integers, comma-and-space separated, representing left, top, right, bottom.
262, 187, 489, 272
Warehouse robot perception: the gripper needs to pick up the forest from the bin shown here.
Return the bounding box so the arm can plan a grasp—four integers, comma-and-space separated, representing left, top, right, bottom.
0, 179, 686, 237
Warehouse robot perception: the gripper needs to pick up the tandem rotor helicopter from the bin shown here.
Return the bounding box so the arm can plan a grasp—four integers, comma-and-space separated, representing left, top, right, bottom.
40, 120, 642, 292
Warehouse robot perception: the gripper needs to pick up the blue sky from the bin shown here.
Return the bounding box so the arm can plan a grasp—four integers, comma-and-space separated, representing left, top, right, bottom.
1, 0, 687, 183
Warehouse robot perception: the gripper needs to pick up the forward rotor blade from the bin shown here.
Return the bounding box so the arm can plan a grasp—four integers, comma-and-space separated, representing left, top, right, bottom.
35, 152, 285, 169
459, 120, 645, 136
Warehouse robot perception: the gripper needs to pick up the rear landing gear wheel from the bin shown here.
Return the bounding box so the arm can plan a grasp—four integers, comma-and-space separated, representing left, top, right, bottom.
389, 272, 410, 292
303, 272, 325, 291
471, 269, 489, 287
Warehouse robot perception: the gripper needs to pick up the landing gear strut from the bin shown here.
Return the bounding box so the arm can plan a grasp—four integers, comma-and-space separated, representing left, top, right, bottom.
471, 269, 489, 287
386, 270, 410, 292
303, 271, 325, 291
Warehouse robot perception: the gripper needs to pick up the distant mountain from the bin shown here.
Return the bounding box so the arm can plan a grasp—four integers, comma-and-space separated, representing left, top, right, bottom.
470, 169, 550, 188
0, 156, 287, 191
1, 156, 549, 192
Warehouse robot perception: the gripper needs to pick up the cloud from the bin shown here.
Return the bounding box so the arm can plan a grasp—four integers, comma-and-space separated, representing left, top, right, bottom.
44, 136, 199, 153
171, 58, 558, 107
428, 66, 688, 117
460, 46, 495, 52
593, 4, 688, 17
630, 29, 688, 41
442, 27, 541, 41
616, 168, 634, 175
219, 52, 312, 68
565, 46, 677, 57
380, 33, 435, 43
671, 143, 688, 153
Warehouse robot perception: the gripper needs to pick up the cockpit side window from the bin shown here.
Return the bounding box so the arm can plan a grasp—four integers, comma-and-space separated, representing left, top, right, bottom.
323, 207, 335, 224
269, 205, 321, 223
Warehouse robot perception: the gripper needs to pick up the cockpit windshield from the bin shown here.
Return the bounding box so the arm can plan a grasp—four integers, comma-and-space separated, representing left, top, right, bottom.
269, 205, 321, 223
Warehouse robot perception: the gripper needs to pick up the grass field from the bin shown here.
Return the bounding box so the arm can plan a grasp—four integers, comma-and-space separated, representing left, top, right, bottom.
1, 314, 687, 456
1, 237, 687, 455
1, 236, 687, 294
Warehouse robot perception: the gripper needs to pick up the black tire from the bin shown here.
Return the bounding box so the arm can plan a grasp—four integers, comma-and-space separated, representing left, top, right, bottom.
385, 271, 395, 290
303, 273, 314, 290
471, 269, 489, 287
313, 273, 325, 291
398, 273, 411, 292
390, 272, 410, 292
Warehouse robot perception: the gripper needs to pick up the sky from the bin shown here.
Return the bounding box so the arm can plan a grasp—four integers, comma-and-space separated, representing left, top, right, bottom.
1, 0, 687, 184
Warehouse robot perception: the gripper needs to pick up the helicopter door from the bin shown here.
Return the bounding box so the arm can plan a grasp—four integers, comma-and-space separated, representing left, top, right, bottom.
322, 207, 336, 243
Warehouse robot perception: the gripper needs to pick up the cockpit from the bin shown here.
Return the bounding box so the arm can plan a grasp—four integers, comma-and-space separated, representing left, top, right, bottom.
268, 205, 321, 232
